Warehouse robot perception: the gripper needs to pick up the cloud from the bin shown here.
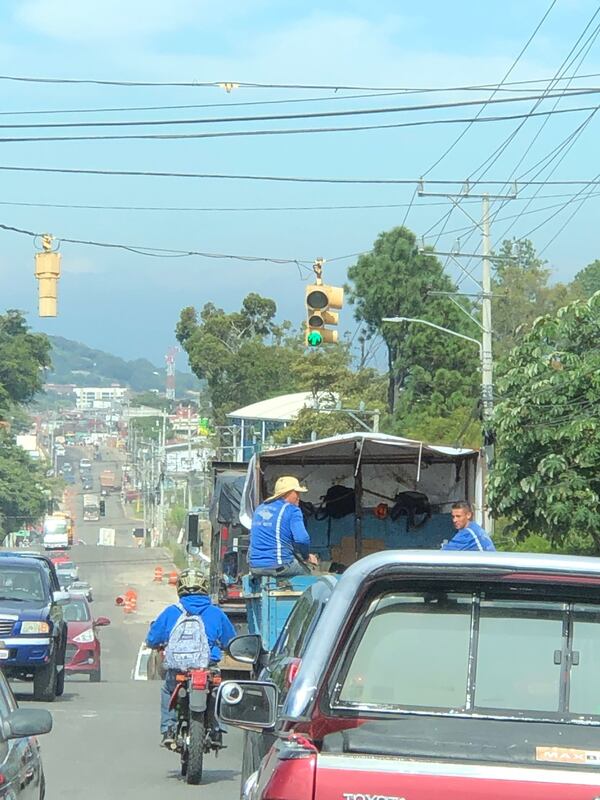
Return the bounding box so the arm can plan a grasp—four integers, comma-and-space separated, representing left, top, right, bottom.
16, 0, 211, 43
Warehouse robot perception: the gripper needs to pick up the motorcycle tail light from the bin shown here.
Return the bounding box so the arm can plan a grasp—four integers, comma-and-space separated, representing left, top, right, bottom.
190, 669, 209, 689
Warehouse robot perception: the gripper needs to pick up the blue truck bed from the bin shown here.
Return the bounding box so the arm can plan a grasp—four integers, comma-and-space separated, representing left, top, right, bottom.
242, 574, 318, 650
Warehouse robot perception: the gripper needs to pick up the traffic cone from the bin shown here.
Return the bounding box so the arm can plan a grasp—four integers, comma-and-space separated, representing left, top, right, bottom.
168, 571, 178, 586
154, 566, 163, 582
124, 596, 133, 614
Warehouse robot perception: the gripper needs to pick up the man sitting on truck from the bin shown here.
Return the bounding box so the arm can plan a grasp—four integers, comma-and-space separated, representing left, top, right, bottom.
249, 476, 319, 577
442, 501, 495, 551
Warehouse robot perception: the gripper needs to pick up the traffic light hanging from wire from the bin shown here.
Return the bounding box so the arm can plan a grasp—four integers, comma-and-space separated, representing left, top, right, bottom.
305, 259, 344, 347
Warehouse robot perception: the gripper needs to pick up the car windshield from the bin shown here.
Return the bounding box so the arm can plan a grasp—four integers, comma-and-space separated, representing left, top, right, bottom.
0, 567, 45, 601
63, 599, 90, 622
335, 590, 600, 721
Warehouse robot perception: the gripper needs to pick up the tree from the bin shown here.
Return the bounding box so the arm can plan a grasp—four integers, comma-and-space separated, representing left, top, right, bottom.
0, 310, 51, 417
492, 238, 573, 355
571, 259, 600, 299
347, 226, 480, 414
0, 431, 48, 535
489, 293, 600, 553
176, 297, 299, 420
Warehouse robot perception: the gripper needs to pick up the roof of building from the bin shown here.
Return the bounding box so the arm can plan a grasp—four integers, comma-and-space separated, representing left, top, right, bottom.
226, 392, 327, 423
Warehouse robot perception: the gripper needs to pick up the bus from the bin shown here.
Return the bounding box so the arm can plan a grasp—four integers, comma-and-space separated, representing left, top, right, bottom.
83, 494, 100, 522
42, 515, 70, 549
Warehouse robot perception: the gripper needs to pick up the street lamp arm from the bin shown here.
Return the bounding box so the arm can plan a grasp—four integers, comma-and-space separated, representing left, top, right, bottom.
382, 316, 483, 355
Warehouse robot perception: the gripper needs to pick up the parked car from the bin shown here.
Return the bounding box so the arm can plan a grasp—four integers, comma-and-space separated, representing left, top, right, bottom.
0, 556, 68, 702
67, 581, 93, 602
219, 551, 600, 800
79, 458, 92, 471
63, 597, 109, 682
0, 669, 52, 797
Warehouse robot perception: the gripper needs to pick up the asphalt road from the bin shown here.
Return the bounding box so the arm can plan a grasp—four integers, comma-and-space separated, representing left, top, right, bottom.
16, 450, 244, 800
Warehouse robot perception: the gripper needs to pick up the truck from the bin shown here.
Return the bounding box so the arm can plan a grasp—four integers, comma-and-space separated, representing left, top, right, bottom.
208, 462, 249, 613
100, 469, 116, 495
83, 493, 100, 522
239, 431, 482, 650
42, 514, 72, 550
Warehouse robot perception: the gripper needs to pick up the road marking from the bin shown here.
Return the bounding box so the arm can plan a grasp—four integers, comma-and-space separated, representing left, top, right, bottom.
82, 712, 98, 718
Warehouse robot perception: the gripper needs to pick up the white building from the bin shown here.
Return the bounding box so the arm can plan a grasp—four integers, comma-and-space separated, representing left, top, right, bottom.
73, 386, 128, 410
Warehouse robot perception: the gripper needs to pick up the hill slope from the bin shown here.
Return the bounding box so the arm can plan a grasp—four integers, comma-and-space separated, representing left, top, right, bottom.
46, 336, 201, 394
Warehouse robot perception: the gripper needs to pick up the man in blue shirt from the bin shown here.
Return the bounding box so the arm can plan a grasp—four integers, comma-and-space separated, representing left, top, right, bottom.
442, 501, 496, 551
249, 476, 318, 577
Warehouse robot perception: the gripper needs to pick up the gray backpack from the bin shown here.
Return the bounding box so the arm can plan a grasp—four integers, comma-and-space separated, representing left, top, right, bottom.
163, 603, 210, 671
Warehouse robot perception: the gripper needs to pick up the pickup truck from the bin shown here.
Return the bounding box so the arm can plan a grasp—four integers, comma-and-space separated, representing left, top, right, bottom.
219, 550, 600, 800
239, 431, 482, 650
0, 555, 68, 702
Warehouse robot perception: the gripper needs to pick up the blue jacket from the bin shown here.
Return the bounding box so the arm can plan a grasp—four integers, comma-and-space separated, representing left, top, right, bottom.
146, 594, 236, 662
249, 498, 310, 568
442, 520, 496, 551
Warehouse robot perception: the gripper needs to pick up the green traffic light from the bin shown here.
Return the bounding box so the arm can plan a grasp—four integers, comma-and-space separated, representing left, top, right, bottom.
307, 330, 323, 347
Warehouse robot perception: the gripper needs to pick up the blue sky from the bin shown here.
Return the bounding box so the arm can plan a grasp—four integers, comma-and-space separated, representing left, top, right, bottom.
0, 0, 599, 369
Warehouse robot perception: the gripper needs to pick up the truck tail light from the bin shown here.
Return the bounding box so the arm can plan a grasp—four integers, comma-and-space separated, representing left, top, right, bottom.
262, 737, 317, 800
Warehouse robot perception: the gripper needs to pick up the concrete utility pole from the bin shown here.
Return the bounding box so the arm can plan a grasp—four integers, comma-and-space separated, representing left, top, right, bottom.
481, 194, 493, 428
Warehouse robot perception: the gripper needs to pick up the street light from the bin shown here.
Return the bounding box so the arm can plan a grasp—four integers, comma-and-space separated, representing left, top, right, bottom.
382, 317, 482, 357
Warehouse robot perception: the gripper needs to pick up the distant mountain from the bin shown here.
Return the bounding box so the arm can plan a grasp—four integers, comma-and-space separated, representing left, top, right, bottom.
46, 336, 201, 395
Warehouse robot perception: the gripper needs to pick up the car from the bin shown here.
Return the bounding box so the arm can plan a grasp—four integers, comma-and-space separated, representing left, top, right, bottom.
79, 458, 92, 470
0, 556, 68, 702
218, 551, 600, 800
52, 559, 78, 584
230, 575, 337, 789
67, 581, 93, 602
63, 597, 109, 682
0, 668, 52, 798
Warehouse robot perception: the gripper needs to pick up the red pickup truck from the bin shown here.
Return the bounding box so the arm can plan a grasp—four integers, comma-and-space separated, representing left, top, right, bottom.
218, 551, 600, 800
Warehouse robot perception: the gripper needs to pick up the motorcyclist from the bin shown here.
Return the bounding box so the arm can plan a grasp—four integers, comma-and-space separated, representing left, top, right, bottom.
146, 566, 236, 748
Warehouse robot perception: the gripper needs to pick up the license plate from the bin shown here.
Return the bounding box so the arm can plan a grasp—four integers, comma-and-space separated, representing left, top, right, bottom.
0, 650, 10, 660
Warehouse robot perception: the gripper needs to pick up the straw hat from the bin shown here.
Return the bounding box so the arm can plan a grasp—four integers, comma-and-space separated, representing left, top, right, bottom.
266, 475, 308, 502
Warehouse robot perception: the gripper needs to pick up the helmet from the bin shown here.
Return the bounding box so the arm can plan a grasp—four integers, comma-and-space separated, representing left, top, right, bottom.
176, 567, 208, 597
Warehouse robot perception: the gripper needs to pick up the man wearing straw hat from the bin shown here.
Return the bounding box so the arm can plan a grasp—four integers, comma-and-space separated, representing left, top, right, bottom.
249, 476, 318, 577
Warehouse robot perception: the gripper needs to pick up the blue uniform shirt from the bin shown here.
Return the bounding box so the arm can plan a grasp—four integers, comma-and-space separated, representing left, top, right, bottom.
442, 520, 496, 551
249, 498, 311, 568
146, 594, 236, 662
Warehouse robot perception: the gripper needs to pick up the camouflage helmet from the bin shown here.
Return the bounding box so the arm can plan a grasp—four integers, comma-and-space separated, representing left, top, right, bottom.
176, 567, 208, 597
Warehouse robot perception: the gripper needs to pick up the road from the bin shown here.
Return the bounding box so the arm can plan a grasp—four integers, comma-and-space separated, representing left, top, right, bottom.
18, 451, 244, 799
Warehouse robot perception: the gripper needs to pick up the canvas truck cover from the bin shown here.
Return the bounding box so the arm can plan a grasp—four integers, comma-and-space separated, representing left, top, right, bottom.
209, 471, 247, 532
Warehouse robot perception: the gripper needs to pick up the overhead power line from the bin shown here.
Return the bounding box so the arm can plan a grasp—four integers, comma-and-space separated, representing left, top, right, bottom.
2, 164, 600, 187
0, 104, 595, 143
0, 89, 597, 130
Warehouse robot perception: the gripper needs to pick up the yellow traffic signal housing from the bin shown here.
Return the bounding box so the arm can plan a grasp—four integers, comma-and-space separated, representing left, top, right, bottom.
305, 282, 344, 346
34, 237, 61, 317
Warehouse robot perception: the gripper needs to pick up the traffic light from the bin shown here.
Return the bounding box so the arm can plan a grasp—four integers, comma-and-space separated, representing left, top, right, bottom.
99, 500, 106, 517
34, 235, 61, 317
305, 281, 344, 347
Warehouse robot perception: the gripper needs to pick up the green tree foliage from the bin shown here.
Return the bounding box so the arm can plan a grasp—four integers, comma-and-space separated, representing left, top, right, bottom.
492, 238, 573, 355
571, 259, 600, 299
0, 310, 51, 417
347, 226, 480, 415
129, 415, 172, 443
176, 296, 299, 420
0, 432, 48, 534
489, 293, 600, 553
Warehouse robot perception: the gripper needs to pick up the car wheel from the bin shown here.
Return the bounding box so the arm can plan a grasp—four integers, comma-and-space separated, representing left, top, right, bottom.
55, 665, 65, 697
33, 656, 57, 702
90, 667, 101, 682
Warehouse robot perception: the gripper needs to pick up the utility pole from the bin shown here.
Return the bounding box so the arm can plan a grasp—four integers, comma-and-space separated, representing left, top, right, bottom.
187, 405, 193, 511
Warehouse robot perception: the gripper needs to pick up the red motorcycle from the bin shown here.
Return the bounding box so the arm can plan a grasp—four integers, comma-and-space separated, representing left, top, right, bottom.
168, 667, 225, 785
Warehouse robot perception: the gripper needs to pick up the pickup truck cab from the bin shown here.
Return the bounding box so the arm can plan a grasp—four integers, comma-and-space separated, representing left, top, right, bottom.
0, 556, 67, 702
219, 551, 600, 800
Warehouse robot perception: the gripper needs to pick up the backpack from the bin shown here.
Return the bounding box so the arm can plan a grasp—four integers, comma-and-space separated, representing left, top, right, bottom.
390, 491, 432, 530
163, 603, 210, 671
315, 485, 356, 520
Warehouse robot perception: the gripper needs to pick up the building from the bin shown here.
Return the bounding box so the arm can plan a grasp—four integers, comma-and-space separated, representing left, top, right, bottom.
73, 386, 128, 410
226, 392, 336, 462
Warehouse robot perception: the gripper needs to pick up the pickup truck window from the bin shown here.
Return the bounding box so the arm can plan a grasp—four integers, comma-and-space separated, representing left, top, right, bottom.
0, 567, 45, 602
334, 590, 600, 721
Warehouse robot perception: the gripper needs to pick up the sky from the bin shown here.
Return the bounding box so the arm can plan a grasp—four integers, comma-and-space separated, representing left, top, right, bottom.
0, 0, 599, 370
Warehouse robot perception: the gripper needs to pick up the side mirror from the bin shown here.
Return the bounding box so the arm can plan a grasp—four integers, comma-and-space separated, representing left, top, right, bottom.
2, 709, 53, 740
53, 591, 70, 604
216, 681, 277, 731
227, 634, 263, 665
94, 617, 111, 627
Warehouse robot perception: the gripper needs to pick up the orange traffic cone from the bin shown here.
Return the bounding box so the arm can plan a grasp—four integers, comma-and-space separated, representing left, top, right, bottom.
154, 566, 163, 582
123, 596, 133, 614
168, 571, 178, 586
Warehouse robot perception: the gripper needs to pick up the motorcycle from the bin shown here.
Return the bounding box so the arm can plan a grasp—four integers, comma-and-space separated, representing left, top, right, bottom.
168, 667, 225, 785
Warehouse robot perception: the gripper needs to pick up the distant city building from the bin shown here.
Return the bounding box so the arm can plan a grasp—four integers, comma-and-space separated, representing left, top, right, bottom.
73, 386, 129, 410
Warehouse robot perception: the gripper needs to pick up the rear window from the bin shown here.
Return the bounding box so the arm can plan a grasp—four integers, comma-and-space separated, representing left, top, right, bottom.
334, 590, 600, 722
63, 599, 90, 622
